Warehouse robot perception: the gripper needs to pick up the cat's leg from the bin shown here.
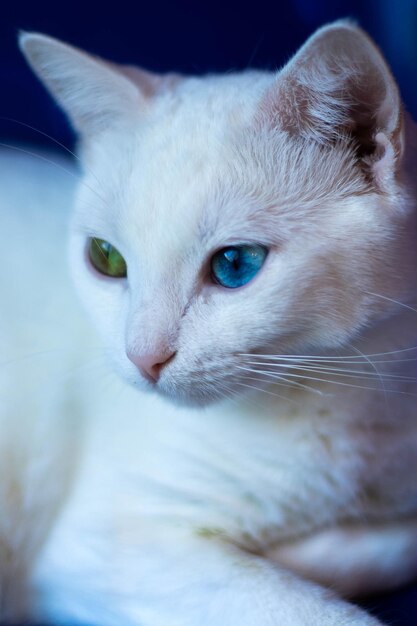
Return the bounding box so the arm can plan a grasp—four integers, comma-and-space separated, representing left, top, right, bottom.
34, 530, 383, 626
269, 517, 417, 597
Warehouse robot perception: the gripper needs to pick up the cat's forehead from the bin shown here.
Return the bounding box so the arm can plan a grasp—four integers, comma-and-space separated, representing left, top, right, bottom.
159, 70, 273, 123
81, 75, 267, 233
79, 70, 368, 263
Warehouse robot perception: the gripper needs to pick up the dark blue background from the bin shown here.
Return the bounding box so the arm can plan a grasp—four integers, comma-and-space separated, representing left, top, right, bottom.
1, 0, 416, 148
2, 1, 417, 624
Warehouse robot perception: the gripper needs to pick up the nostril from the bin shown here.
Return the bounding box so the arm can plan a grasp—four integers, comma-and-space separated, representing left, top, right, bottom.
150, 354, 174, 379
127, 350, 176, 383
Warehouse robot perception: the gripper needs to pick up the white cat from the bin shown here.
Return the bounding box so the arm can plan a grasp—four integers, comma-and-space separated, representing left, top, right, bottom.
1, 19, 417, 625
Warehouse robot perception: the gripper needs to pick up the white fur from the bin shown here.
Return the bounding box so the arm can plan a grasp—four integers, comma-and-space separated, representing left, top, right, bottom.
0, 148, 86, 621
1, 21, 417, 625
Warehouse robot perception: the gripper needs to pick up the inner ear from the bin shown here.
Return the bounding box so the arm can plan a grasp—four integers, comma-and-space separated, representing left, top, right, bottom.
344, 75, 387, 159
115, 65, 183, 99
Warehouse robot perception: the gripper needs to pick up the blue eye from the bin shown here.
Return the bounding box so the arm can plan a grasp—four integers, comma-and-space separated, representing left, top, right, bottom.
211, 244, 268, 288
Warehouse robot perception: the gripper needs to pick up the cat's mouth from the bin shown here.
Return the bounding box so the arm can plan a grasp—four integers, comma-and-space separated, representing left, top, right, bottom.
128, 341, 330, 408
155, 373, 235, 408
139, 353, 280, 408
131, 354, 243, 408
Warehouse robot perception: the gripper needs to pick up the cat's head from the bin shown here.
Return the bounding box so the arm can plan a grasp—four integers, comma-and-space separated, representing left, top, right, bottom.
20, 22, 417, 406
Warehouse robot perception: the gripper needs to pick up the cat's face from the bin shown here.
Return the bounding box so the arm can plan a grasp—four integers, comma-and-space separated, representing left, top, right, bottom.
21, 22, 416, 406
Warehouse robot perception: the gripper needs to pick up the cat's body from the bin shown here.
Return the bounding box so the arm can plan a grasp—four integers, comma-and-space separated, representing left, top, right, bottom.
0, 148, 86, 620
2, 20, 417, 625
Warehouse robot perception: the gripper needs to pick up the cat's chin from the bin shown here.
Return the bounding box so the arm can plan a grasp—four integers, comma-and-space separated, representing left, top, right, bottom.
155, 384, 228, 409
114, 361, 227, 408
122, 360, 240, 408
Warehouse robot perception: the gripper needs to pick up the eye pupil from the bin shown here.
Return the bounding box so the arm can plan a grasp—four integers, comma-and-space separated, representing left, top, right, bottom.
211, 244, 267, 289
88, 237, 127, 278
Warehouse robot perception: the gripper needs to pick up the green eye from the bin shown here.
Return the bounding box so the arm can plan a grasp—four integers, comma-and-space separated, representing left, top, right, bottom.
88, 238, 127, 278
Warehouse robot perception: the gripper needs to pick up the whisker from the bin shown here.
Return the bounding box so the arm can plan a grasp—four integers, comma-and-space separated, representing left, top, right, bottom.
241, 373, 302, 393
0, 141, 109, 209
217, 377, 290, 413
237, 365, 417, 396
237, 365, 323, 395
234, 380, 301, 405
0, 117, 112, 201
347, 343, 388, 408
367, 291, 417, 316
215, 380, 253, 409
240, 360, 417, 382
0, 141, 79, 179
0, 345, 106, 369
239, 349, 417, 363
1, 117, 81, 162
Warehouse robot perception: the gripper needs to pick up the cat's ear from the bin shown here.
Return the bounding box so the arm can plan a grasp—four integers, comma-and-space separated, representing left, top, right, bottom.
261, 21, 403, 184
19, 32, 163, 134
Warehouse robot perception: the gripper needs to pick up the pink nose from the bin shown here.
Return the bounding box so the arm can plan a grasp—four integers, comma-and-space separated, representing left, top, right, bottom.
127, 350, 175, 383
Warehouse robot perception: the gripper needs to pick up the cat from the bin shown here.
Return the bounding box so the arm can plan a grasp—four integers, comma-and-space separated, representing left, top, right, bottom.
1, 18, 417, 625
